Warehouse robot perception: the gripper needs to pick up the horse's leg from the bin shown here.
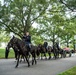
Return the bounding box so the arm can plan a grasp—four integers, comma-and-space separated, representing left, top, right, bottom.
5, 49, 9, 59
41, 53, 43, 60
69, 51, 71, 57
37, 51, 40, 60
15, 52, 17, 60
15, 54, 20, 68
61, 51, 63, 58
60, 53, 61, 58
23, 56, 26, 62
58, 52, 59, 58
48, 52, 51, 60
56, 51, 58, 58
31, 53, 34, 65
32, 57, 34, 65
19, 55, 25, 63
34, 52, 37, 64
63, 51, 66, 58
37, 54, 40, 60
31, 51, 37, 65
57, 51, 59, 58
59, 52, 60, 58
53, 50, 57, 59
55, 52, 57, 59
21, 55, 24, 62
25, 56, 30, 67
44, 53, 47, 60
19, 55, 22, 63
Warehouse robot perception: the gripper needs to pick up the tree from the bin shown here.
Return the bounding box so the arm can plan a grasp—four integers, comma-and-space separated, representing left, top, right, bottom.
0, 30, 10, 43
60, 0, 76, 11
0, 0, 76, 47
56, 18, 76, 48
35, 3, 66, 46
0, 0, 53, 38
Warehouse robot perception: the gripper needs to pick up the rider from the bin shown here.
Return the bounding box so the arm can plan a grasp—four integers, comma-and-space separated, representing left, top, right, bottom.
55, 42, 60, 50
23, 32, 31, 51
43, 42, 48, 51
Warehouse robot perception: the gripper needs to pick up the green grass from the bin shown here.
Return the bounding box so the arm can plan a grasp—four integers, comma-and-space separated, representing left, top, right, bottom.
58, 67, 76, 75
0, 48, 15, 59
0, 48, 60, 59
0, 48, 53, 59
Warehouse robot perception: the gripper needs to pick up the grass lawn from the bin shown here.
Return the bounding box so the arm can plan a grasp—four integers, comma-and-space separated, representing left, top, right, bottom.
0, 48, 15, 59
0, 48, 53, 59
58, 66, 76, 75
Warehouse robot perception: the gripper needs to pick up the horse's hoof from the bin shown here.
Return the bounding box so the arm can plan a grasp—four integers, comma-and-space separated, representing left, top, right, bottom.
32, 62, 34, 65
35, 61, 37, 64
48, 57, 51, 60
41, 58, 43, 60
20, 60, 22, 63
32, 63, 33, 65
28, 64, 30, 67
15, 66, 18, 68
24, 61, 25, 63
15, 60, 17, 62
45, 58, 47, 60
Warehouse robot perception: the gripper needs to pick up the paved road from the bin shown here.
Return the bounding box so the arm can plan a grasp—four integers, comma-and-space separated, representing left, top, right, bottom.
0, 55, 76, 75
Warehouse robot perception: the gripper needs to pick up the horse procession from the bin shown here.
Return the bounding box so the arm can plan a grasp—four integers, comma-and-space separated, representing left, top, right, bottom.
5, 32, 75, 68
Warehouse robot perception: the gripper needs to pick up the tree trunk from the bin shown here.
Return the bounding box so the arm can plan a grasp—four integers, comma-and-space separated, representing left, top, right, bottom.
74, 44, 75, 50
52, 33, 55, 48
23, 4, 32, 34
73, 40, 75, 50
66, 41, 69, 47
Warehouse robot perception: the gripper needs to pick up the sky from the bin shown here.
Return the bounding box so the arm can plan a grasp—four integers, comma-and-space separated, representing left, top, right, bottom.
0, 0, 4, 5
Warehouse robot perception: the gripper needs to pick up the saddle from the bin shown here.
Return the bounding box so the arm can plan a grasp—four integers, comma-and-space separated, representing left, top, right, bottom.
25, 44, 32, 51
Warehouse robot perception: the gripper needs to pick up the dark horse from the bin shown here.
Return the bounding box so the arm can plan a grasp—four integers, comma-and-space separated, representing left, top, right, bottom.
5, 41, 25, 62
30, 45, 38, 65
52, 43, 66, 59
5, 41, 18, 60
37, 44, 47, 60
5, 36, 37, 68
37, 43, 65, 60
37, 44, 54, 60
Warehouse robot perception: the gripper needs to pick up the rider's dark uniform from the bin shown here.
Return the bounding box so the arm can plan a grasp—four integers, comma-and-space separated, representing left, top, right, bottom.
23, 35, 31, 50
55, 42, 60, 50
43, 42, 48, 52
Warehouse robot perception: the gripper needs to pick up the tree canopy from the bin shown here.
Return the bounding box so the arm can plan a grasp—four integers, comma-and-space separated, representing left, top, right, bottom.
0, 0, 76, 47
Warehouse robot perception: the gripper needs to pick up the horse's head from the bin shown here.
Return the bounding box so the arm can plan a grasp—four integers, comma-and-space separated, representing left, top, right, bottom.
5, 36, 17, 59
5, 41, 12, 59
37, 44, 42, 50
10, 36, 18, 44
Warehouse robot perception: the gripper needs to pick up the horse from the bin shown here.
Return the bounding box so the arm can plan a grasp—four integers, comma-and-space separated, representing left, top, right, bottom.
52, 43, 66, 59
37, 43, 60, 60
37, 44, 47, 60
57, 48, 66, 58
30, 45, 38, 65
5, 36, 31, 68
5, 41, 19, 59
6, 36, 38, 67
46, 46, 53, 59
51, 43, 60, 59
5, 41, 25, 62
22, 38, 37, 65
